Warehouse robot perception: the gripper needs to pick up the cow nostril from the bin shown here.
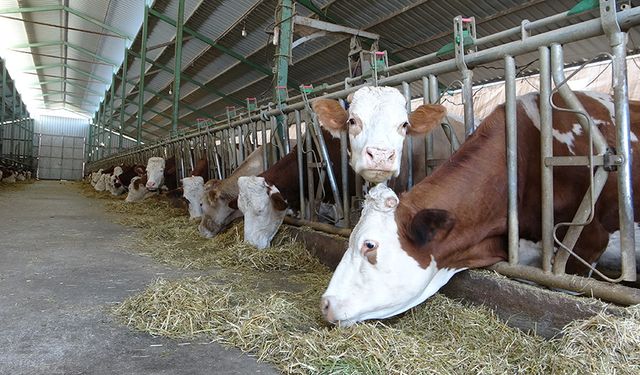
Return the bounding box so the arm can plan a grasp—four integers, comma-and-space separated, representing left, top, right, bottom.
366, 150, 374, 160
387, 153, 395, 161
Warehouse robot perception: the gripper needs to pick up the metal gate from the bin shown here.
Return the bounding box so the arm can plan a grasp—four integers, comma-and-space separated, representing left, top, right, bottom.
37, 134, 85, 180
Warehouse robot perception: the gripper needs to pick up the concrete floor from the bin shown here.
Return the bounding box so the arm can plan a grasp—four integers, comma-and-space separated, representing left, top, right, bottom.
0, 181, 279, 375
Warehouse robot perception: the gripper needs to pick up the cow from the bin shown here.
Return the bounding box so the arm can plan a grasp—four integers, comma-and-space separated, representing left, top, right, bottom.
1, 168, 16, 183
237, 129, 354, 249
143, 156, 178, 192
198, 144, 274, 238
90, 169, 103, 186
181, 176, 205, 219
313, 86, 447, 183
320, 91, 640, 326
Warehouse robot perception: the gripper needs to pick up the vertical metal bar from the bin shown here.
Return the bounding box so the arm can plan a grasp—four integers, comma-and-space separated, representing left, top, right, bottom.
10, 80, 15, 159
428, 75, 439, 173
136, 3, 149, 144
0, 60, 5, 158
295, 110, 305, 220
340, 128, 350, 227
237, 126, 244, 163
505, 55, 519, 265
261, 121, 268, 170
108, 73, 115, 156
539, 46, 554, 273
172, 0, 185, 137
305, 113, 316, 221
462, 69, 475, 138
273, 0, 294, 150
402, 81, 413, 189
550, 43, 610, 275
422, 76, 433, 176
601, 0, 636, 281
311, 115, 344, 221
99, 100, 105, 159
119, 49, 128, 152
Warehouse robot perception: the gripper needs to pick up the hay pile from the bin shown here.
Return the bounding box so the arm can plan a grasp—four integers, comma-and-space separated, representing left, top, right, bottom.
113, 275, 640, 374
81, 181, 640, 374
0, 179, 35, 193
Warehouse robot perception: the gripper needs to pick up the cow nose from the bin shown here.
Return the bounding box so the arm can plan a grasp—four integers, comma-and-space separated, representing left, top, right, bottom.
364, 147, 396, 168
320, 296, 335, 323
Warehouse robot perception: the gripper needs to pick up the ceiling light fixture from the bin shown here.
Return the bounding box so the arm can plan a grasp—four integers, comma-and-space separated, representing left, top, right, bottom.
241, 22, 247, 37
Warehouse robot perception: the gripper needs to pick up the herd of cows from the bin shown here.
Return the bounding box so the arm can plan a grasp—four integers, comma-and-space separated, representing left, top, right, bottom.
86, 86, 640, 326
0, 164, 32, 183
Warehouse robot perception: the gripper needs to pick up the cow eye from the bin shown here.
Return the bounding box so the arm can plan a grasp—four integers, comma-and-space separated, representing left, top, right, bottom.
361, 240, 379, 265
348, 118, 356, 126
402, 121, 409, 128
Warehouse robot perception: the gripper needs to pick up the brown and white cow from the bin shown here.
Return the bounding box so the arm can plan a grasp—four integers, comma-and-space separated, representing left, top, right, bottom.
321, 91, 639, 326
313, 86, 447, 183
237, 129, 354, 249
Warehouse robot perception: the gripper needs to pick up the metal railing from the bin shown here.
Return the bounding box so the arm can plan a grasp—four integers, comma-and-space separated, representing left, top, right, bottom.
88, 0, 639, 305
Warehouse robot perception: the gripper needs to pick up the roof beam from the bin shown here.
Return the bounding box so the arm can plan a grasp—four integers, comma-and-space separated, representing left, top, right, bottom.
22, 63, 110, 84
11, 41, 119, 66
148, 8, 304, 89
30, 80, 104, 96
0, 5, 132, 40
127, 50, 244, 106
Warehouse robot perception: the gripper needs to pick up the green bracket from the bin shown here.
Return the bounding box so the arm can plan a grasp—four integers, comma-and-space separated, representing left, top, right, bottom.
568, 0, 599, 16
437, 30, 475, 57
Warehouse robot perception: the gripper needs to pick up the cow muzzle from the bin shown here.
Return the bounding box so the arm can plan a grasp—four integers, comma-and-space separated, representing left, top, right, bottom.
358, 147, 397, 183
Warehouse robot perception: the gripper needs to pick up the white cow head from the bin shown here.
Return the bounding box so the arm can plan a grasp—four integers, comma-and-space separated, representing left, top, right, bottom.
198, 179, 241, 238
237, 176, 287, 249
94, 173, 108, 192
313, 86, 446, 183
108, 167, 126, 196
125, 176, 148, 202
182, 176, 205, 219
91, 169, 103, 186
320, 184, 462, 326
145, 157, 165, 191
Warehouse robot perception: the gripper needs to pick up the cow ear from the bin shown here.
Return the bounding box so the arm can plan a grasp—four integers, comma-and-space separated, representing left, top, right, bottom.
312, 99, 348, 134
134, 166, 145, 175
228, 198, 238, 209
408, 104, 446, 135
269, 192, 288, 211
407, 209, 455, 247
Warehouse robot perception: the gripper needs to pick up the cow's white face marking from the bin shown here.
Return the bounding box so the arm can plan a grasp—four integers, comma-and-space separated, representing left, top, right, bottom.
145, 157, 165, 191
94, 173, 108, 191
237, 176, 287, 249
347, 87, 409, 183
182, 176, 204, 219
321, 184, 461, 326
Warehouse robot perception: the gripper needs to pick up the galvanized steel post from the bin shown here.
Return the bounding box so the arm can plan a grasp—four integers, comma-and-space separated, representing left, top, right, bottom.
171, 0, 185, 137
108, 73, 116, 156
136, 3, 150, 144
538, 46, 554, 273
273, 0, 294, 151
10, 79, 15, 159
504, 55, 519, 265
402, 81, 413, 189
119, 49, 128, 152
600, 0, 636, 281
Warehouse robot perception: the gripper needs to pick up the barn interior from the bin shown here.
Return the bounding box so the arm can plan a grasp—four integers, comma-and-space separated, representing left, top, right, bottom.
1, 0, 640, 373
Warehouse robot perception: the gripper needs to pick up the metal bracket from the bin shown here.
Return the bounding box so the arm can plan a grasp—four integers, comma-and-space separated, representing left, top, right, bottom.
603, 147, 622, 171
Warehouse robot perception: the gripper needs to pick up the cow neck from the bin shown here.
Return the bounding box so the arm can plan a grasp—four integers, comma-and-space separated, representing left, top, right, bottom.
395, 108, 511, 270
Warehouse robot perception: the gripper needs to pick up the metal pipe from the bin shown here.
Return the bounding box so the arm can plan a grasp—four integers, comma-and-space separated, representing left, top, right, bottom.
171, 0, 185, 137
401, 81, 414, 189
462, 69, 475, 138
422, 76, 433, 176
505, 55, 519, 266
108, 72, 115, 156
261, 121, 268, 171
295, 110, 305, 221
539, 46, 554, 273
119, 48, 128, 152
550, 44, 611, 275
311, 114, 344, 222
136, 4, 149, 144
601, 1, 636, 282
340, 128, 349, 227
489, 262, 640, 306
306, 112, 316, 221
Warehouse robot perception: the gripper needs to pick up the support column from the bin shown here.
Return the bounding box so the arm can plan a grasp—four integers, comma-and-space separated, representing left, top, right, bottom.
273, 0, 294, 151
119, 49, 128, 151
10, 80, 15, 159
1, 61, 5, 157
136, 3, 150, 144
171, 0, 185, 137
108, 73, 115, 156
